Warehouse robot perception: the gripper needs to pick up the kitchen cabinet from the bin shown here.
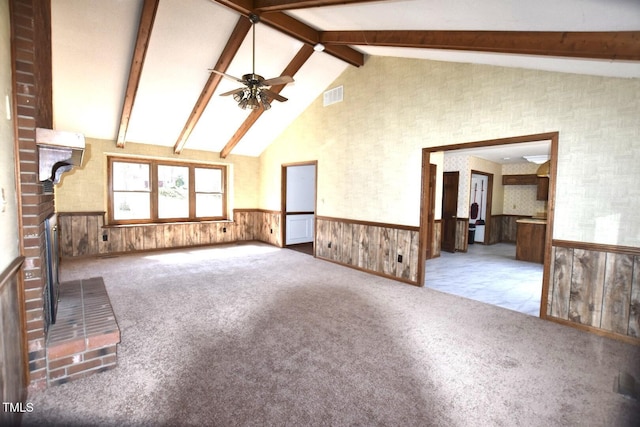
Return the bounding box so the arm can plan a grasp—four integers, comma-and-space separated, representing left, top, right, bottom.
536, 177, 549, 200
516, 219, 546, 263
502, 174, 538, 185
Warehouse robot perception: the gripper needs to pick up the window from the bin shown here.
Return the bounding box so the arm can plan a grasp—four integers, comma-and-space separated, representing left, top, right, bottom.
108, 157, 226, 224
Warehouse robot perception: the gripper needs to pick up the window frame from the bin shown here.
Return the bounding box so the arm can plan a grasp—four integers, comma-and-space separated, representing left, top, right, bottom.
107, 156, 227, 225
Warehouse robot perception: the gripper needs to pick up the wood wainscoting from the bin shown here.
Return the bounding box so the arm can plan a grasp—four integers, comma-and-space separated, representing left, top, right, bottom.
493, 214, 531, 243
58, 210, 282, 258
316, 216, 420, 285
547, 240, 640, 344
455, 218, 470, 252
430, 220, 441, 259
430, 215, 535, 256
0, 257, 27, 425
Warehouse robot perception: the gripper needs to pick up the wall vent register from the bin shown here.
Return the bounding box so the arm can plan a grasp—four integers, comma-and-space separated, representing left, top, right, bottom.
323, 85, 343, 106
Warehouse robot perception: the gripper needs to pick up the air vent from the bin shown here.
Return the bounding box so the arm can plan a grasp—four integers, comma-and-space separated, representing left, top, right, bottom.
323, 85, 343, 107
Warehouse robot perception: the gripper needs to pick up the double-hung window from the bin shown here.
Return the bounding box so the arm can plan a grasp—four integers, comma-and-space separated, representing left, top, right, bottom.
108, 157, 226, 224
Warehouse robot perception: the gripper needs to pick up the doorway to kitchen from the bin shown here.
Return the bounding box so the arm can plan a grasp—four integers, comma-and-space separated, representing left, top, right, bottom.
281, 161, 317, 256
469, 171, 492, 245
418, 132, 558, 317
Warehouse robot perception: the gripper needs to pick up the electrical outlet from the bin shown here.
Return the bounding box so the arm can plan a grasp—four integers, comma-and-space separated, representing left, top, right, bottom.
102, 234, 108, 241
328, 242, 332, 248
223, 227, 227, 233
270, 228, 273, 234
397, 254, 403, 263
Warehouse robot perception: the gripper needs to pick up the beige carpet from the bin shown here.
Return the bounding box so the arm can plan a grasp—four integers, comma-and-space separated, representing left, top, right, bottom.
23, 242, 640, 426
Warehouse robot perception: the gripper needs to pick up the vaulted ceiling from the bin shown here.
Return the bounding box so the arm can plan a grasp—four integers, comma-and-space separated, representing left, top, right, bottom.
51, 0, 640, 157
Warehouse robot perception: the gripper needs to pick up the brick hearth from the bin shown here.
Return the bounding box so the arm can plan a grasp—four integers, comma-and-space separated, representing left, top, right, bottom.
46, 277, 120, 386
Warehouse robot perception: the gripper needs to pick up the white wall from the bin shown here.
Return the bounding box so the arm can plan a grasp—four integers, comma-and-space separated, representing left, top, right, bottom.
0, 0, 20, 269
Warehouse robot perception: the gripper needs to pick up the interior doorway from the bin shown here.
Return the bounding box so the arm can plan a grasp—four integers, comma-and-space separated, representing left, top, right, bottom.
418, 132, 558, 318
441, 172, 459, 253
281, 161, 317, 256
470, 171, 493, 245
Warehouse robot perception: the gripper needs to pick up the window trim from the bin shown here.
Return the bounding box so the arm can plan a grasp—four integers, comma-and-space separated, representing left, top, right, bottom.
107, 156, 227, 225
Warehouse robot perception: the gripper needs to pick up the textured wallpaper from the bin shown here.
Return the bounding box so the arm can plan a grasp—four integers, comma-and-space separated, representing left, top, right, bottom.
502, 163, 547, 217
443, 153, 470, 217
55, 138, 260, 215
261, 56, 640, 246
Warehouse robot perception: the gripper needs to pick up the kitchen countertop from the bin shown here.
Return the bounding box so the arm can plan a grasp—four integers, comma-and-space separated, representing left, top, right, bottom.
516, 218, 547, 225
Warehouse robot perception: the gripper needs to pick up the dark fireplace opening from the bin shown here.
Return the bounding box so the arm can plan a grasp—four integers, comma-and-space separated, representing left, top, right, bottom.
43, 213, 60, 334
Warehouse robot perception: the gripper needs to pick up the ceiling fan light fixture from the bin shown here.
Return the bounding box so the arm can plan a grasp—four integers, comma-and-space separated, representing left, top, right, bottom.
247, 96, 260, 110
313, 43, 325, 52
259, 92, 271, 110
213, 14, 293, 112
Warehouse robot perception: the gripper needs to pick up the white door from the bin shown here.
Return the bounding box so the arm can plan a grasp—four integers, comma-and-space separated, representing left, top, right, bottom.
285, 164, 315, 245
286, 214, 314, 245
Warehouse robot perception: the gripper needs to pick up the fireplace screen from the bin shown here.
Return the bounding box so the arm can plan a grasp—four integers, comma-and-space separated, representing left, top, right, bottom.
44, 213, 59, 331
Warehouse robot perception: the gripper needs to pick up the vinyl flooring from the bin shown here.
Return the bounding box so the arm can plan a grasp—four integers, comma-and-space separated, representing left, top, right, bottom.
424, 242, 543, 317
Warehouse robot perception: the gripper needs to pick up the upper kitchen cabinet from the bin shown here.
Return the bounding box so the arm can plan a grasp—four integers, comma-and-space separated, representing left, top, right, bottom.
502, 173, 548, 200
502, 174, 538, 185
535, 161, 550, 201
536, 177, 549, 200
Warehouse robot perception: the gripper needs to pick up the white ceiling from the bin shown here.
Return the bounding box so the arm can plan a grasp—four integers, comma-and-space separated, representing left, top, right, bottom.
50, 0, 640, 157
444, 140, 551, 165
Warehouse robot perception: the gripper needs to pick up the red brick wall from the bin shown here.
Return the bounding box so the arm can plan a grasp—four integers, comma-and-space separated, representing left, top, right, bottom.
10, 0, 54, 390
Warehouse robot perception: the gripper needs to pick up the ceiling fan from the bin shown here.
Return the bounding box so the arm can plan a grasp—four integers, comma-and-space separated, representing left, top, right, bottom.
210, 14, 294, 111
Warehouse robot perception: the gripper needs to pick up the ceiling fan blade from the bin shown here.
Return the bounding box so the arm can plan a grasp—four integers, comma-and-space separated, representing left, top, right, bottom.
261, 75, 294, 87
261, 88, 288, 103
219, 87, 245, 97
209, 69, 245, 84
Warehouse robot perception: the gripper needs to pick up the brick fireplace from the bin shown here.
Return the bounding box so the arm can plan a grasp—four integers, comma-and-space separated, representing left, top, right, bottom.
11, 0, 55, 390
10, 0, 120, 390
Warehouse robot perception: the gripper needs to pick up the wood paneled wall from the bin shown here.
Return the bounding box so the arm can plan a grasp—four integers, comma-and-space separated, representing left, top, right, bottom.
498, 215, 529, 243
430, 215, 525, 256
489, 215, 501, 245
58, 210, 282, 259
455, 218, 469, 252
316, 216, 420, 285
547, 240, 640, 343
430, 220, 441, 259
0, 257, 26, 425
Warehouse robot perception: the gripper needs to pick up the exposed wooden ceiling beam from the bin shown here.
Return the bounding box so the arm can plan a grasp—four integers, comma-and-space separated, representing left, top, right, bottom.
212, 0, 364, 66
173, 17, 252, 154
260, 12, 363, 66
320, 30, 640, 61
116, 0, 159, 148
254, 0, 382, 13
220, 44, 314, 158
